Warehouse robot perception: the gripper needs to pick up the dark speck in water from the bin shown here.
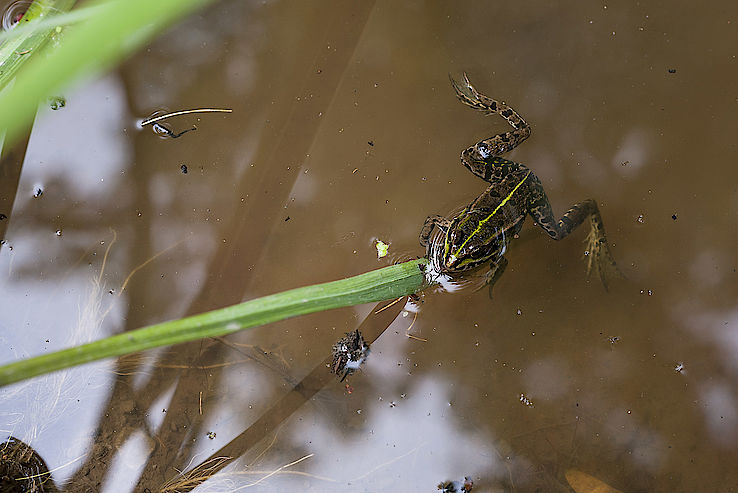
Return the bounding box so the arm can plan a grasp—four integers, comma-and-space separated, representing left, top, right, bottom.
180, 164, 188, 174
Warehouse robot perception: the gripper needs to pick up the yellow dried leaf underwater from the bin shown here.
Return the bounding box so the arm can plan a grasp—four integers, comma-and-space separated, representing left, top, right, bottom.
565, 469, 623, 493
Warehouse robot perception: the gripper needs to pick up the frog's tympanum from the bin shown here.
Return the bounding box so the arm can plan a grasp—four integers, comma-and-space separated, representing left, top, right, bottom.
420, 74, 619, 291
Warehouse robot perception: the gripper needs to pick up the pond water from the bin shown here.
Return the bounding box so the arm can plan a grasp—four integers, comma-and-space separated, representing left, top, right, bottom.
1, 1, 737, 491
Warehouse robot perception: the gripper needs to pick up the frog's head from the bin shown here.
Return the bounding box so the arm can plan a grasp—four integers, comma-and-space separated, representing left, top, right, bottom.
443, 212, 505, 272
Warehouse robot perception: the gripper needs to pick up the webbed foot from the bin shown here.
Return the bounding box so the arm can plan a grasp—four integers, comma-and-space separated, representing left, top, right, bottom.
583, 217, 623, 290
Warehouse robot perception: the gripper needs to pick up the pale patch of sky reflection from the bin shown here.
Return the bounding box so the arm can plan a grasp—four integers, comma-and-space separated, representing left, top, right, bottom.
0, 355, 112, 486
183, 360, 283, 465
22, 75, 131, 197
699, 382, 738, 448
0, 74, 131, 487
673, 306, 738, 447
612, 128, 650, 177
290, 168, 319, 205
522, 357, 572, 401
144, 381, 178, 434
605, 407, 666, 473
688, 249, 728, 288
100, 430, 153, 493
679, 308, 738, 376
275, 377, 504, 491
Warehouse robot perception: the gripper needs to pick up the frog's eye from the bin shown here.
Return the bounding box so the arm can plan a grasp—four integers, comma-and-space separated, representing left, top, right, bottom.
476, 143, 491, 159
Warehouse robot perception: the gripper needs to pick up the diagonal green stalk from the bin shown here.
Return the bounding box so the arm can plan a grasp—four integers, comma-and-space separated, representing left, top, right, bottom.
0, 258, 429, 387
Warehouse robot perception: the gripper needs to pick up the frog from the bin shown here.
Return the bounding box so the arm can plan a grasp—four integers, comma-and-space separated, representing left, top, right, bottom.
420, 74, 619, 291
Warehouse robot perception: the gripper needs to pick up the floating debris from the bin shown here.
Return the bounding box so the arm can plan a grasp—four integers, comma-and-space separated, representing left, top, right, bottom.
438, 476, 473, 492
151, 121, 196, 139
519, 393, 534, 407
375, 239, 389, 258
141, 107, 232, 126
331, 329, 369, 381
49, 96, 66, 110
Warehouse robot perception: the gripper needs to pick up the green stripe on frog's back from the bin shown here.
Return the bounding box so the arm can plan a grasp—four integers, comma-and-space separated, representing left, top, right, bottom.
450, 171, 531, 259
452, 218, 522, 269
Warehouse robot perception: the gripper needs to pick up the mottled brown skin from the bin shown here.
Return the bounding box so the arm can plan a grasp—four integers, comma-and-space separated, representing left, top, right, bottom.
420, 74, 618, 290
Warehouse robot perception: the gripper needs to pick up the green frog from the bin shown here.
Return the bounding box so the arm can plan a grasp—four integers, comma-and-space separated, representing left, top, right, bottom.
420, 74, 619, 290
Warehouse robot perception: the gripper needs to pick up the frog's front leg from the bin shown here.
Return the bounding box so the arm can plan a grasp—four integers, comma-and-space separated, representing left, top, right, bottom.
526, 175, 620, 288
450, 74, 531, 182
419, 215, 447, 247
482, 256, 508, 298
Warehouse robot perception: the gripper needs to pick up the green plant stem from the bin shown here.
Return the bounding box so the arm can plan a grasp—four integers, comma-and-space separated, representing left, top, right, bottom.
0, 0, 77, 91
0, 0, 213, 148
0, 258, 429, 387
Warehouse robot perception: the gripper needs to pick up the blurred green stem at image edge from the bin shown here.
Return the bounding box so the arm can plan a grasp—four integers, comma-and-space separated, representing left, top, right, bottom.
0, 259, 429, 386
0, 0, 212, 148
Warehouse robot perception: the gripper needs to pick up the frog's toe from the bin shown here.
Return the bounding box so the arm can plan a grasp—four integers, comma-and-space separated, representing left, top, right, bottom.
583, 230, 622, 290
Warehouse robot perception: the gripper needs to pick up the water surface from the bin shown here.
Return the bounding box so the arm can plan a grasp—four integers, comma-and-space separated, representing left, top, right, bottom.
1, 1, 737, 491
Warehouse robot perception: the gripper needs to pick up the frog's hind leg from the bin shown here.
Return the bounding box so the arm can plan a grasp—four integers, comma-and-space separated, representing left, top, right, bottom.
450, 74, 532, 181
582, 212, 621, 290
528, 186, 620, 288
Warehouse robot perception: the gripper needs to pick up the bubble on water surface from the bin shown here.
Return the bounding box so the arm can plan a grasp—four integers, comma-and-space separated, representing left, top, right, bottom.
1, 1, 31, 31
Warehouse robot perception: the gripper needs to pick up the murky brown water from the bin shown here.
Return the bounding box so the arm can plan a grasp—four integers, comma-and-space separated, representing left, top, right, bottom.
2, 1, 737, 491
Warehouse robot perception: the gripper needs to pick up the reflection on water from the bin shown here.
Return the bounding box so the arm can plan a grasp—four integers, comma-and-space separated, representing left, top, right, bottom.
1, 0, 738, 491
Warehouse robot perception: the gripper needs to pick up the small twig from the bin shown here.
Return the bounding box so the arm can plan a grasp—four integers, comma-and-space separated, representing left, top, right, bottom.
375, 296, 404, 314
140, 108, 233, 126
119, 238, 184, 294
16, 453, 84, 482
405, 311, 426, 342
245, 453, 314, 488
